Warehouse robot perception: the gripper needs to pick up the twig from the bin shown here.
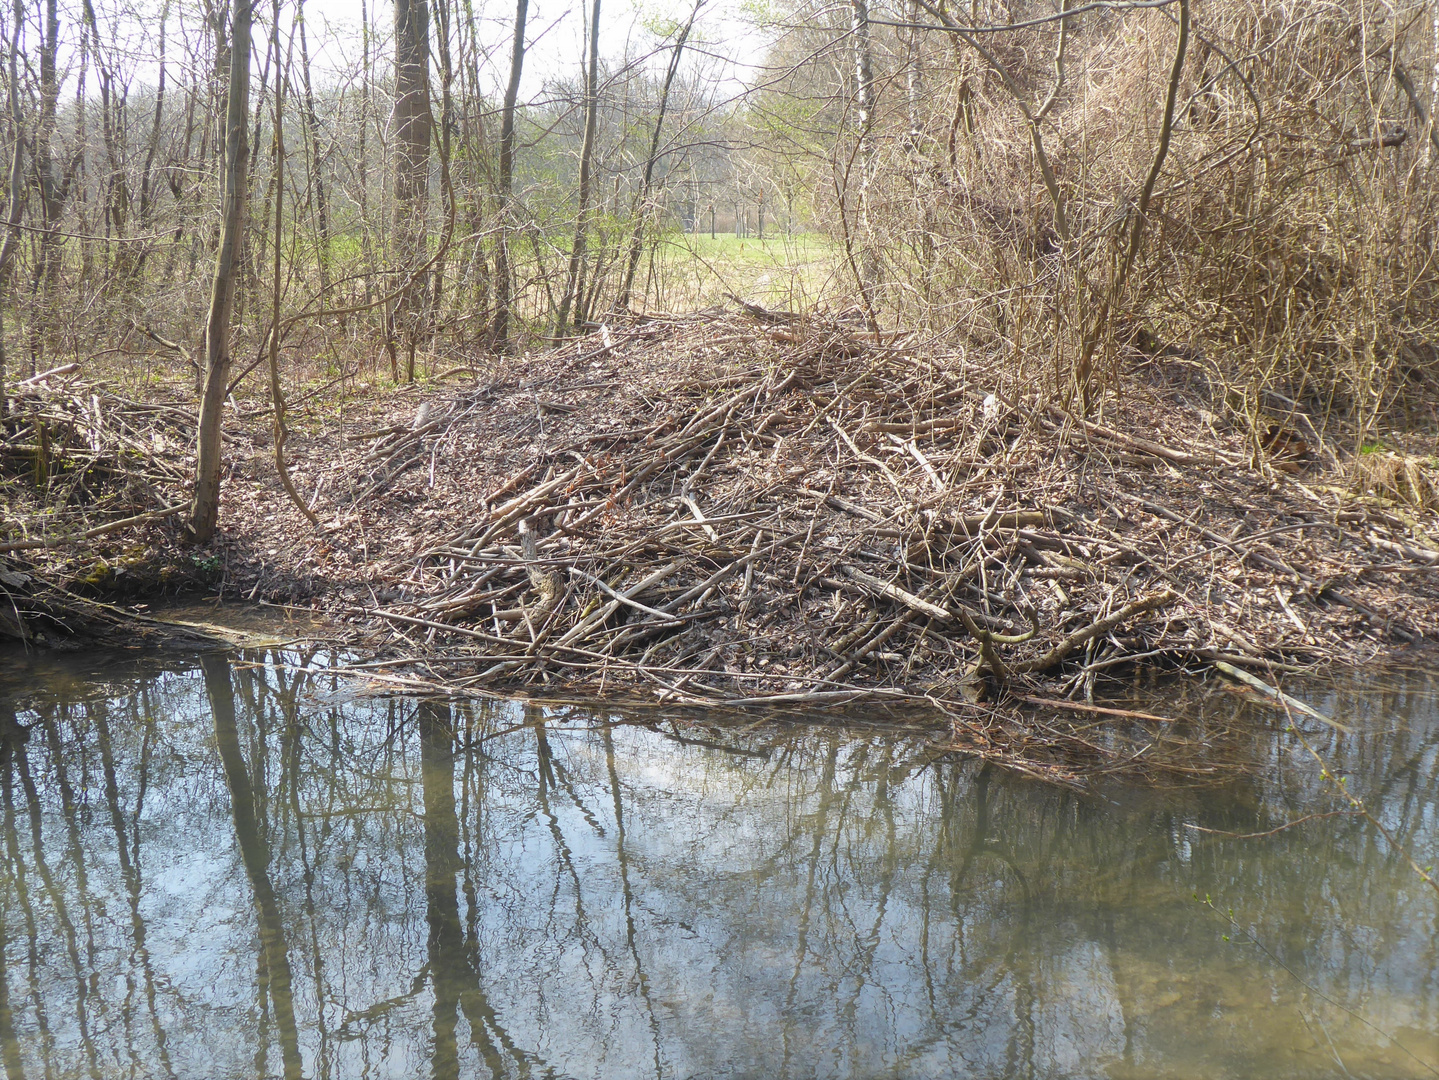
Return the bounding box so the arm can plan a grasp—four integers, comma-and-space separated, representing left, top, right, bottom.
0, 503, 189, 553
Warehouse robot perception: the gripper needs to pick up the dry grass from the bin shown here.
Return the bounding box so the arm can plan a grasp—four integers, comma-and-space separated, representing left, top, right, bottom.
1348, 450, 1439, 513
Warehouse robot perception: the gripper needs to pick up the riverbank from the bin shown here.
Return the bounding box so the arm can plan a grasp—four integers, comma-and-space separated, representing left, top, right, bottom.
2, 307, 1437, 773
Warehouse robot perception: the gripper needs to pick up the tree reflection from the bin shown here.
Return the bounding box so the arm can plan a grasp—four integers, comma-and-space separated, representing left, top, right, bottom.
602, 725, 663, 1080
90, 699, 176, 1080
0, 700, 53, 1080
0, 702, 25, 1080
420, 700, 532, 1080
206, 654, 304, 1080
0, 653, 1431, 1078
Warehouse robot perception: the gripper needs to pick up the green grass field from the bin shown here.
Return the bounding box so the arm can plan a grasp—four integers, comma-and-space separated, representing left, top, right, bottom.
643, 231, 840, 314
310, 227, 840, 318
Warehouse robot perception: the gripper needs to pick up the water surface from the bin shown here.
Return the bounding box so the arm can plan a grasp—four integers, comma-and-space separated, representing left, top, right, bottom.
0, 647, 1435, 1079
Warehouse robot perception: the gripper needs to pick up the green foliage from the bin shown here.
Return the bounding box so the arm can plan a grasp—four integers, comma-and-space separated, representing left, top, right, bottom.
191, 553, 223, 577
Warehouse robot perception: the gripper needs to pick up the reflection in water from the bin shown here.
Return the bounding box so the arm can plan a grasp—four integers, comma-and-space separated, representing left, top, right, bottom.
0, 649, 1433, 1079
207, 655, 304, 1080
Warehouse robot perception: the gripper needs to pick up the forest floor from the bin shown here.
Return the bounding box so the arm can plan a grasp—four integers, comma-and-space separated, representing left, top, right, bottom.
4, 306, 1439, 782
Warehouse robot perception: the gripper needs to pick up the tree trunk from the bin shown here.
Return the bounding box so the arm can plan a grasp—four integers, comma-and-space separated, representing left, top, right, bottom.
490, 0, 529, 352
296, 0, 331, 297
551, 0, 601, 339
357, 0, 375, 308
191, 0, 252, 543
135, 2, 168, 229
430, 0, 454, 321
905, 0, 935, 281
0, 0, 28, 418
390, 0, 431, 381
267, 0, 317, 527
905, 0, 922, 149
29, 0, 63, 372
86, 27, 133, 289
70, 22, 92, 295
849, 0, 878, 303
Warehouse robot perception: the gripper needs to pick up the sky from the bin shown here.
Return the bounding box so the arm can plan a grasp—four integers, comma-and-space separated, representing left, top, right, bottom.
33, 0, 770, 107
251, 0, 764, 98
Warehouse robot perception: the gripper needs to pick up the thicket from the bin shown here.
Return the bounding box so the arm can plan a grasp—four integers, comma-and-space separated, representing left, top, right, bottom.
758, 0, 1439, 442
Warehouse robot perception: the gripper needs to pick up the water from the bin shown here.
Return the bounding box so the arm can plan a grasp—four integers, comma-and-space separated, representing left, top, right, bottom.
0, 646, 1436, 1080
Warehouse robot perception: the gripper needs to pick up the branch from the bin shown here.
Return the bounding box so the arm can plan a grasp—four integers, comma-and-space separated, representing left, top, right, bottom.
0, 504, 189, 554
1009, 590, 1176, 673
1117, 0, 1189, 290
913, 0, 1074, 241
872, 0, 1177, 35
1390, 59, 1439, 156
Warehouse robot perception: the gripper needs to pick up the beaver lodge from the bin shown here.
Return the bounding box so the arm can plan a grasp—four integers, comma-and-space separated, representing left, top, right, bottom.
3, 307, 1438, 782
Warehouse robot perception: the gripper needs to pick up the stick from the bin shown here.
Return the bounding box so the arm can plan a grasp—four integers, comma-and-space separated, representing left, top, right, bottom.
1009, 590, 1176, 673
1015, 695, 1177, 724
861, 417, 964, 435
553, 561, 683, 647
843, 565, 952, 621
719, 689, 910, 706
825, 612, 919, 682
568, 566, 674, 620
0, 503, 189, 553
680, 495, 719, 541
1212, 660, 1351, 732
1061, 411, 1240, 465
660, 530, 809, 612
16, 363, 80, 386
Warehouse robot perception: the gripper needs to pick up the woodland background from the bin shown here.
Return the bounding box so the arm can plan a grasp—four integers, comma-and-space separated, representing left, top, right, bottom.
0, 0, 1436, 476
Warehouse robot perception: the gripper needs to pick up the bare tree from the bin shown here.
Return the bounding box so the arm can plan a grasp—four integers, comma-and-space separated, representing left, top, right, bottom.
552, 0, 602, 339
29, 0, 67, 371
296, 0, 332, 297
267, 0, 318, 527
0, 0, 25, 414
616, 0, 703, 312
849, 0, 878, 301
388, 0, 431, 381
490, 0, 529, 352
191, 0, 253, 543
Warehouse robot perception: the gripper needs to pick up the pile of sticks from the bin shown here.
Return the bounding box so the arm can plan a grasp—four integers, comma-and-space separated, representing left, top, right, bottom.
0, 363, 192, 551
357, 311, 1437, 722
0, 364, 206, 645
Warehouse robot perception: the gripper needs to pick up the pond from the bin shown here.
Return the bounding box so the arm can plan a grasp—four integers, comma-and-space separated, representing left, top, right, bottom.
0, 645, 1435, 1079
